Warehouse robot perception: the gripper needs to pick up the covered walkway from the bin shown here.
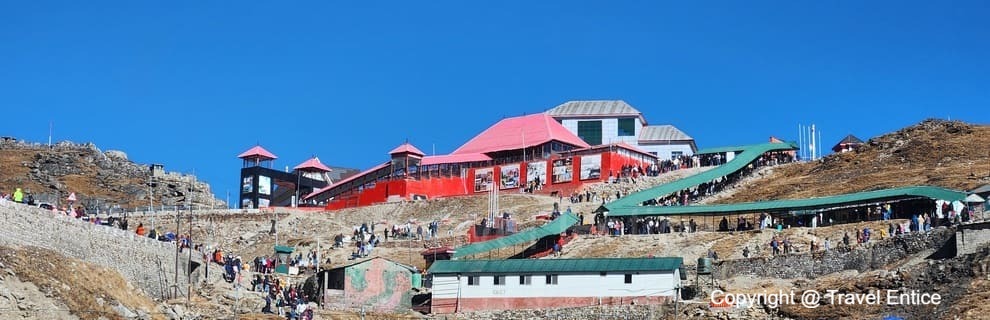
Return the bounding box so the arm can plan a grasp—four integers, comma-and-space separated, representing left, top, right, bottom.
452, 213, 579, 259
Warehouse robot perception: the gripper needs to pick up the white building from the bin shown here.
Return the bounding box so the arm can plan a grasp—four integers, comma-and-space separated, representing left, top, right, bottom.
546, 100, 697, 160
428, 257, 683, 313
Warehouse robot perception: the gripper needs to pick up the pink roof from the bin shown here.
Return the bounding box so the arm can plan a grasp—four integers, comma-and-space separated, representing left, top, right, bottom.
420, 153, 492, 166
304, 162, 390, 200
389, 143, 425, 156
452, 114, 590, 155
238, 145, 278, 159
293, 157, 332, 172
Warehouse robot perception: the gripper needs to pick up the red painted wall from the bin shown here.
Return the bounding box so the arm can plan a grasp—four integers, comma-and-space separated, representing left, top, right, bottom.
432, 295, 670, 314
325, 151, 655, 210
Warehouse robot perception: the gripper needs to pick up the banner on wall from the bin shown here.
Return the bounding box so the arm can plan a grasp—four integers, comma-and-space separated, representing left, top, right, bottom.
258, 175, 271, 195
258, 199, 270, 208
552, 158, 573, 183
241, 199, 253, 209
527, 161, 547, 186
241, 177, 253, 194
499, 164, 521, 189
474, 168, 494, 192
580, 155, 602, 180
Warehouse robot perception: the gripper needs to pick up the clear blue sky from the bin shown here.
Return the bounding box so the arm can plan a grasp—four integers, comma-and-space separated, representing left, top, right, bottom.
2, 1, 988, 203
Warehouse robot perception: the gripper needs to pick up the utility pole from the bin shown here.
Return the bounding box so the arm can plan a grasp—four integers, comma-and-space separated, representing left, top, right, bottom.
173, 205, 181, 299
150, 176, 155, 232
187, 179, 194, 306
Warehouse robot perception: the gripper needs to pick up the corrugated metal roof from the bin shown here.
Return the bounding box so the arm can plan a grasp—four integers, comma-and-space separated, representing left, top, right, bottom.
606, 186, 968, 216
452, 114, 590, 155
546, 100, 642, 118
452, 213, 579, 258
390, 143, 426, 156
639, 125, 693, 142
293, 157, 332, 172
238, 145, 278, 159
303, 162, 390, 200
429, 257, 683, 274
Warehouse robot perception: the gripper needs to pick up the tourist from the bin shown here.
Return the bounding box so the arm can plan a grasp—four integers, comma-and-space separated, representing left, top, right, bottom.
12, 188, 23, 203
824, 238, 831, 251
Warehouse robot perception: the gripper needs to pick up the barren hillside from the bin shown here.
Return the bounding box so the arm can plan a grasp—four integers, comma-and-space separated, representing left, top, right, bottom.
714, 119, 990, 203
0, 138, 223, 209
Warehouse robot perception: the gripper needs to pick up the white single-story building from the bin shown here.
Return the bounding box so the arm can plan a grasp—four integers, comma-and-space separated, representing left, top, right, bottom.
428, 257, 683, 313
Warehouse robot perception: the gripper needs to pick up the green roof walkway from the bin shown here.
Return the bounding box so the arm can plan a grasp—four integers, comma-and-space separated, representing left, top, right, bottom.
452, 212, 579, 259
607, 186, 967, 216
604, 142, 799, 211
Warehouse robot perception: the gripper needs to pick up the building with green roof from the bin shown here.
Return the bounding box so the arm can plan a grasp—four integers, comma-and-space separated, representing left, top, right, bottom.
428, 257, 682, 313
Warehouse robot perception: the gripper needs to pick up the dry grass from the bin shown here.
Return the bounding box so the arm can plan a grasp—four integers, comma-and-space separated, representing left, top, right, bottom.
714, 120, 990, 203
0, 246, 165, 320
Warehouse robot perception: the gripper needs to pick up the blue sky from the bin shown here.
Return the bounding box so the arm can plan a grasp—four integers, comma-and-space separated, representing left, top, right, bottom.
2, 1, 988, 203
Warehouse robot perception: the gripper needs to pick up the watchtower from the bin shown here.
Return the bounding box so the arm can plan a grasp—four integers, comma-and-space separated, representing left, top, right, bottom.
238, 145, 277, 209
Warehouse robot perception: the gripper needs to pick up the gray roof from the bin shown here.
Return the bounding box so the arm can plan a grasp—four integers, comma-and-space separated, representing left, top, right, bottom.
972, 184, 990, 194
547, 100, 642, 118
639, 125, 693, 142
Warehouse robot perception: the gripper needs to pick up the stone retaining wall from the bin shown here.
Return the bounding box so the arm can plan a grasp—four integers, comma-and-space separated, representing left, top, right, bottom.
0, 202, 191, 300
715, 228, 954, 279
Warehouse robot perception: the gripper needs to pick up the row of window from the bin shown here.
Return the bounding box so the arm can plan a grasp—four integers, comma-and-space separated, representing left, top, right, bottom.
465, 274, 633, 286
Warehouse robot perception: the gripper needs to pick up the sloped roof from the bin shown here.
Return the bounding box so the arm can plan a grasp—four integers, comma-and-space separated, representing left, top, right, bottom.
607, 186, 968, 216
304, 162, 390, 200
605, 142, 799, 210
238, 145, 277, 159
971, 184, 990, 194
389, 142, 425, 156
421, 153, 492, 166
452, 212, 579, 258
293, 157, 332, 172
430, 257, 683, 274
452, 114, 590, 155
837, 134, 865, 145
639, 125, 693, 142
547, 100, 642, 118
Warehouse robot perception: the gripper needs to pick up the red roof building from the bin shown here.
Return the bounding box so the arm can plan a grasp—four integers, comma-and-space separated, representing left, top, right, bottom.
452, 114, 590, 155
389, 143, 426, 157
238, 145, 278, 160
305, 113, 657, 210
294, 157, 332, 172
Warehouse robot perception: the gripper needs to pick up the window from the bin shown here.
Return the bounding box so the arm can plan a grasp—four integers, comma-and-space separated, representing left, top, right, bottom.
467, 276, 480, 286
577, 121, 603, 146
545, 274, 558, 285
519, 275, 532, 285
494, 275, 506, 286
671, 151, 683, 159
617, 118, 636, 137
624, 274, 633, 284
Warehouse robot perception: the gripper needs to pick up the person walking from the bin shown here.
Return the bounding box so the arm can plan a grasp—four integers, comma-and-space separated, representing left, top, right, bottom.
12, 188, 24, 203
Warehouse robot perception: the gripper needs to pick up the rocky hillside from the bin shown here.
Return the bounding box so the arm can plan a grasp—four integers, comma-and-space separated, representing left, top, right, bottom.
0, 137, 224, 210
715, 119, 990, 203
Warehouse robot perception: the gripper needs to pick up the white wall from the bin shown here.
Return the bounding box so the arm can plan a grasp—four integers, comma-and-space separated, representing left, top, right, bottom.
559, 118, 641, 146
432, 270, 679, 300
638, 144, 695, 160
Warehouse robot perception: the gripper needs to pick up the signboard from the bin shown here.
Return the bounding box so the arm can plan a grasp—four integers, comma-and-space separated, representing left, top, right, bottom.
241, 177, 253, 194
258, 198, 270, 208
527, 161, 547, 187
241, 199, 253, 209
499, 164, 521, 190
580, 155, 602, 180
552, 158, 573, 183
258, 175, 271, 195
474, 168, 494, 193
